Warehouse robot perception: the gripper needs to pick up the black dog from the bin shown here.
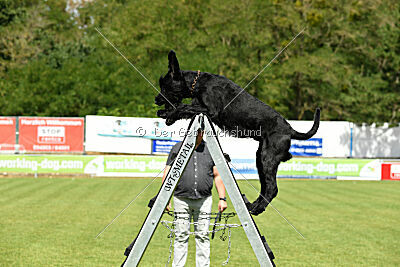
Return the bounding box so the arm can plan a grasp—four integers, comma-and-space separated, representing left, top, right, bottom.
155, 50, 320, 215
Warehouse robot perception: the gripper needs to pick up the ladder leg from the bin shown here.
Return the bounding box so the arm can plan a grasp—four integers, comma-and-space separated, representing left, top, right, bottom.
203, 115, 275, 267
122, 115, 202, 266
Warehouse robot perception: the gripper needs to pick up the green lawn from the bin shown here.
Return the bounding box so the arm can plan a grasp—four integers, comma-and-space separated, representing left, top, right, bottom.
1, 177, 399, 266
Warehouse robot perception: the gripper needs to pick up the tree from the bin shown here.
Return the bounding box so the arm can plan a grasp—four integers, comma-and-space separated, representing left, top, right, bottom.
0, 0, 399, 125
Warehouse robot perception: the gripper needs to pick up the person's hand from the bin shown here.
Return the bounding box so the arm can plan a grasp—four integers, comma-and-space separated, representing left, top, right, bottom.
166, 202, 172, 211
148, 195, 157, 208
218, 200, 227, 212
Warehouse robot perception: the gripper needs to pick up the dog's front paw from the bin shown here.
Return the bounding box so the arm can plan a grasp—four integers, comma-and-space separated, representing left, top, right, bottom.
157, 109, 169, 118
166, 116, 177, 126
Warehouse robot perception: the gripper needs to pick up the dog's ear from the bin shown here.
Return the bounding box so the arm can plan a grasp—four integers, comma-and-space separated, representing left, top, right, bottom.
168, 50, 181, 79
159, 75, 164, 88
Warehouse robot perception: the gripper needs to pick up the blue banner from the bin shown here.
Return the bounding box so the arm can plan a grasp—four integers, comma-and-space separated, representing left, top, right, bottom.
230, 158, 257, 174
152, 140, 180, 154
289, 138, 322, 156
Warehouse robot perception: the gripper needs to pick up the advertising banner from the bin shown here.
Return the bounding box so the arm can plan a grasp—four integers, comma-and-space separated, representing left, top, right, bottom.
288, 120, 350, 157
0, 154, 382, 180
0, 154, 93, 173
280, 158, 381, 180
230, 158, 259, 179
18, 117, 84, 152
289, 138, 322, 156
85, 115, 191, 154
0, 154, 167, 177
381, 163, 400, 180
152, 140, 180, 154
99, 155, 167, 177
231, 158, 381, 180
0, 117, 16, 151
85, 116, 165, 154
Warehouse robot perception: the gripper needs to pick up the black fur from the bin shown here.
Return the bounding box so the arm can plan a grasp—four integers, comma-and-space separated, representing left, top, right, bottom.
155, 50, 320, 215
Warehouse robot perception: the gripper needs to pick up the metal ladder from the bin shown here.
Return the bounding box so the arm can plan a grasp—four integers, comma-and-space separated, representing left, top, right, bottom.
122, 114, 275, 267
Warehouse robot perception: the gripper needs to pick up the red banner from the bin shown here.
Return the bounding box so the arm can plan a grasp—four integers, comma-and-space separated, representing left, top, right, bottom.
0, 117, 16, 151
381, 163, 400, 180
19, 117, 84, 152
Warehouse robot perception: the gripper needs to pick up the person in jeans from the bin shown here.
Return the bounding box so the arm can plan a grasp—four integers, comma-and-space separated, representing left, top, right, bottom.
162, 130, 227, 267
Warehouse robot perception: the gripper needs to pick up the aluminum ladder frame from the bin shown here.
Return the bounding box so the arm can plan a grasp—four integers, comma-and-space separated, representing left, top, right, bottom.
123, 114, 275, 267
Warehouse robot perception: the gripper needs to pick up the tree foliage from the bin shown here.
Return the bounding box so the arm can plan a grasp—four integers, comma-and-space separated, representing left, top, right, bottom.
0, 0, 399, 124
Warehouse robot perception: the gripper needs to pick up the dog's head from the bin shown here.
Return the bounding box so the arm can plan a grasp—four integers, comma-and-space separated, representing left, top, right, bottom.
155, 50, 188, 109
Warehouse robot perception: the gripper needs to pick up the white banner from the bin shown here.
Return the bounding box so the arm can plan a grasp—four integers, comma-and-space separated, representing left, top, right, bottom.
85, 116, 192, 154
353, 123, 400, 158
85, 116, 151, 154
215, 120, 352, 159
85, 116, 400, 159
85, 116, 353, 158
288, 120, 351, 158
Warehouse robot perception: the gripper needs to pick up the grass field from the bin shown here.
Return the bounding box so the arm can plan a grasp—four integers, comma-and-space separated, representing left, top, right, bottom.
1, 177, 399, 266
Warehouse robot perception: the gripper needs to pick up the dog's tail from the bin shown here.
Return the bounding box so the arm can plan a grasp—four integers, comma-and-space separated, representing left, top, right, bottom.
290, 108, 321, 140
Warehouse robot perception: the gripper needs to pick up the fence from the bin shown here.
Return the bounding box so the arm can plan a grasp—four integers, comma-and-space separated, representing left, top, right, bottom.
0, 115, 399, 180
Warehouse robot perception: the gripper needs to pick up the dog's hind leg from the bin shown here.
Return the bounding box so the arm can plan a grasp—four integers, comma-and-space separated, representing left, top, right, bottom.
248, 141, 267, 211
250, 154, 279, 215
250, 134, 291, 216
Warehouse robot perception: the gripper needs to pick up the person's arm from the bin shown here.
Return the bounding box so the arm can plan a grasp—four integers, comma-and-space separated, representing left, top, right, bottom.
161, 165, 172, 211
213, 166, 227, 212
161, 165, 171, 183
